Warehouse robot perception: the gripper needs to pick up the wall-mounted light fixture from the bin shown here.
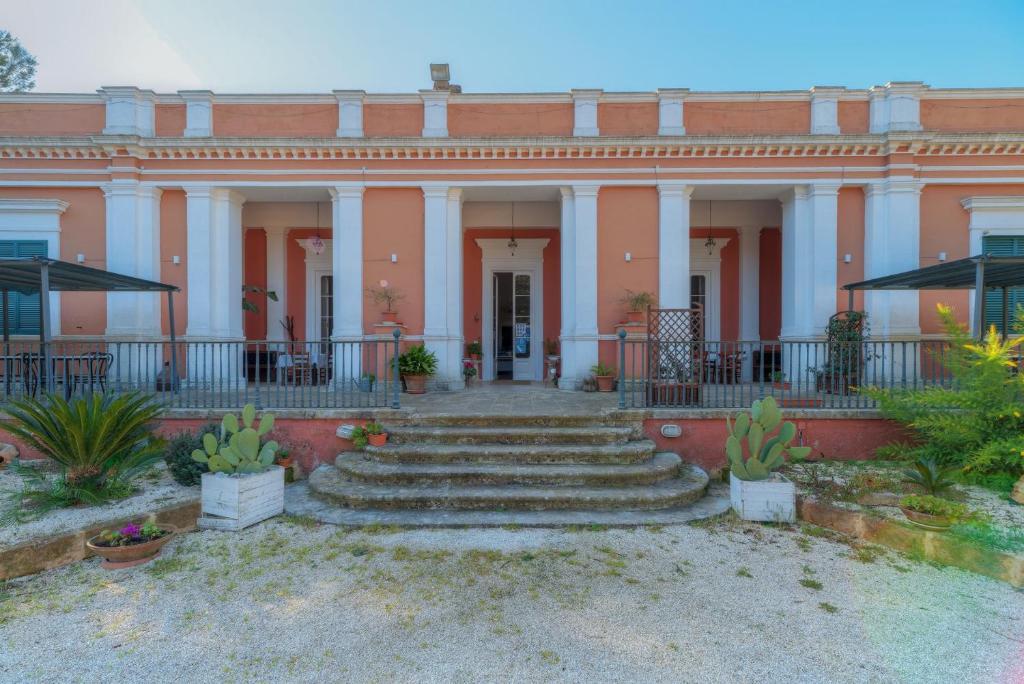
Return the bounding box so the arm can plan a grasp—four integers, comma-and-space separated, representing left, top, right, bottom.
391, 253, 398, 263
172, 255, 181, 265
938, 251, 948, 262
624, 252, 632, 262
843, 253, 853, 264
75, 253, 85, 263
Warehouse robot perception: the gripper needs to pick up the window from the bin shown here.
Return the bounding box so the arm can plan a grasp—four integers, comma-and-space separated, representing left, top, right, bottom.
0, 240, 47, 335
982, 236, 1024, 334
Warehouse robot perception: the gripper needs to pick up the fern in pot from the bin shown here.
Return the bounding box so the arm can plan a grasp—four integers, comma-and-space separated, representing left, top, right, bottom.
399, 344, 438, 394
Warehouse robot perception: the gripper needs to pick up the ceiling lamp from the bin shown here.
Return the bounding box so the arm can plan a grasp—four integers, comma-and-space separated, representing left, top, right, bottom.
508, 203, 518, 255
311, 201, 326, 255
705, 199, 716, 255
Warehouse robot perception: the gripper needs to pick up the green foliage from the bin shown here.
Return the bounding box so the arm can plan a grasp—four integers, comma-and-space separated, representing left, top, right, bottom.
163, 422, 218, 486
949, 517, 1024, 553
466, 340, 482, 356
902, 457, 958, 496
0, 392, 165, 499
862, 304, 1024, 486
241, 284, 278, 314
190, 404, 278, 475
621, 289, 656, 311
399, 344, 438, 376
350, 426, 369, 450
591, 361, 615, 377
899, 494, 968, 519
0, 31, 37, 93
725, 396, 811, 481
364, 422, 384, 436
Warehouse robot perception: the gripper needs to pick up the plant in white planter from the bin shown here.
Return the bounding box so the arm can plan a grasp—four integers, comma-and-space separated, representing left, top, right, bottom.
726, 396, 811, 523
192, 404, 283, 531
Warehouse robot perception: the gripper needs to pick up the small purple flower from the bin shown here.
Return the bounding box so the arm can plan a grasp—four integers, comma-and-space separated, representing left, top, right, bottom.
119, 523, 141, 537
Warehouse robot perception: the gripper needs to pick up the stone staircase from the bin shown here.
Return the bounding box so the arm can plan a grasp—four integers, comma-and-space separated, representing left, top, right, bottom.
305, 413, 718, 523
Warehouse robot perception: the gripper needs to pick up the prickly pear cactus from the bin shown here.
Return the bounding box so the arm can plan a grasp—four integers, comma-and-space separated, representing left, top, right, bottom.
725, 396, 811, 481
192, 404, 279, 475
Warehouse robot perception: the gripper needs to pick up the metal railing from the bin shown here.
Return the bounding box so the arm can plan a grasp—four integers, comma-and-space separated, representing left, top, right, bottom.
617, 333, 955, 409
0, 330, 402, 410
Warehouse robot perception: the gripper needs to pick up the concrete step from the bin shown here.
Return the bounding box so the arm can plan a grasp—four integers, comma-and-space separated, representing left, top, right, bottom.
359, 440, 658, 465
385, 425, 634, 446
335, 452, 682, 487
383, 412, 644, 429
308, 462, 709, 511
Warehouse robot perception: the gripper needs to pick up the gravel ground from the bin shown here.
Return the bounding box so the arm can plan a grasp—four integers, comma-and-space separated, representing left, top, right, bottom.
1, 514, 1022, 683
0, 465, 197, 548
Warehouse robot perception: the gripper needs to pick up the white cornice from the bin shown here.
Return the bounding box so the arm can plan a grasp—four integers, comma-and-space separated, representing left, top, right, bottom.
0, 198, 69, 213
961, 196, 1024, 212
0, 93, 104, 104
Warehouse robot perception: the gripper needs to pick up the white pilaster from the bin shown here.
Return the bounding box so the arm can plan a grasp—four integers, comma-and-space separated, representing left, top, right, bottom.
559, 187, 577, 389
657, 183, 693, 308
103, 182, 162, 338
810, 86, 842, 135
869, 82, 926, 133
780, 186, 814, 339
739, 226, 761, 341
99, 86, 155, 137
180, 90, 213, 137
864, 181, 922, 338
445, 188, 465, 388
334, 90, 365, 137
185, 188, 214, 339
422, 186, 460, 388
264, 226, 288, 342
211, 190, 245, 339
420, 90, 449, 137
571, 185, 600, 384
809, 183, 840, 331
571, 89, 601, 137
329, 186, 364, 340
657, 89, 688, 135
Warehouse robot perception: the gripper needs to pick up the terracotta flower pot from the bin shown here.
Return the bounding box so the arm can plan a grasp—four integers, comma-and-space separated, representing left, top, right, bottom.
276, 456, 294, 469
625, 310, 645, 324
595, 375, 615, 392
367, 433, 388, 447
470, 353, 481, 361
900, 507, 953, 530
86, 526, 177, 570
771, 381, 792, 390
380, 311, 399, 324
404, 374, 428, 394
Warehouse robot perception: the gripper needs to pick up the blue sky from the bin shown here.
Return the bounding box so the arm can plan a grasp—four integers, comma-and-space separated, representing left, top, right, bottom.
5, 0, 1024, 92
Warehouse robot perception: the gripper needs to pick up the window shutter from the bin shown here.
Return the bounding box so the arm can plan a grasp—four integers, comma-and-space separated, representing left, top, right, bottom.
982, 236, 1024, 334
0, 241, 47, 335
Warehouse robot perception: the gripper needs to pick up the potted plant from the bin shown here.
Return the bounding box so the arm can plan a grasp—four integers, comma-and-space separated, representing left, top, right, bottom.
770, 370, 791, 390
463, 360, 478, 384
814, 311, 868, 396
356, 373, 376, 393
365, 280, 404, 324
350, 426, 369, 450
591, 361, 616, 392
86, 518, 177, 570
191, 404, 283, 531
899, 494, 967, 530
621, 290, 655, 324
365, 421, 388, 447
399, 344, 438, 394
466, 340, 482, 361
651, 358, 701, 406
726, 396, 811, 522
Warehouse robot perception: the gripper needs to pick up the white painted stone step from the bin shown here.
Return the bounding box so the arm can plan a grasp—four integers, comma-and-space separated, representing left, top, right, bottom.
360, 440, 658, 464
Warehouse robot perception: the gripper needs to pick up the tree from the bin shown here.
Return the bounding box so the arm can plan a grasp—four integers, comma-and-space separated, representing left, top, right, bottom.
0, 30, 37, 92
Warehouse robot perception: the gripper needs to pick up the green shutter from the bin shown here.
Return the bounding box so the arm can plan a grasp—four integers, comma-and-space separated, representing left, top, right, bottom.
0, 241, 47, 335
982, 236, 1024, 334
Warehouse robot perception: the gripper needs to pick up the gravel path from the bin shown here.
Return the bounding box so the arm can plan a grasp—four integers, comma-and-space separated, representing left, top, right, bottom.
0, 465, 198, 549
1, 514, 1022, 683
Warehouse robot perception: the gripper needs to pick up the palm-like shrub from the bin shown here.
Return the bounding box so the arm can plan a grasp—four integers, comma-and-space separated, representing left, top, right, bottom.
1, 392, 165, 501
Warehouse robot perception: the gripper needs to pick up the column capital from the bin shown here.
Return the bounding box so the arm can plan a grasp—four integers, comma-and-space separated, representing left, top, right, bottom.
263, 225, 290, 236
184, 185, 214, 199
657, 182, 693, 198
808, 182, 842, 197
211, 188, 246, 206
329, 184, 365, 200
571, 184, 600, 198
101, 180, 141, 197
447, 187, 463, 202
867, 179, 924, 196
422, 186, 451, 199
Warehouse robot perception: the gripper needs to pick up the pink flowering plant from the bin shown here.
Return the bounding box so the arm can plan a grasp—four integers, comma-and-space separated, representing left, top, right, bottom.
463, 360, 477, 379
94, 519, 169, 548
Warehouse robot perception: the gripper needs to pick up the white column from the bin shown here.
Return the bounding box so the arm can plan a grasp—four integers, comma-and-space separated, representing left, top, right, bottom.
559, 187, 577, 389
330, 186, 364, 383
658, 183, 693, 309
809, 184, 840, 331
571, 185, 600, 384
810, 86, 842, 135
184, 187, 245, 386
445, 188, 465, 389
422, 186, 459, 388
780, 186, 813, 339
571, 90, 601, 136
264, 226, 288, 342
104, 182, 162, 338
864, 181, 922, 338
420, 91, 449, 137
739, 225, 761, 381
334, 90, 364, 137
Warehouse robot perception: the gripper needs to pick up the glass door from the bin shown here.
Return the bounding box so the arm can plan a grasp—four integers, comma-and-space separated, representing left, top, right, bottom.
512, 272, 533, 380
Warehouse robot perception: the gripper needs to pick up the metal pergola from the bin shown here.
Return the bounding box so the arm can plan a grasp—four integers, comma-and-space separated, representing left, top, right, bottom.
842, 254, 1024, 338
0, 257, 180, 393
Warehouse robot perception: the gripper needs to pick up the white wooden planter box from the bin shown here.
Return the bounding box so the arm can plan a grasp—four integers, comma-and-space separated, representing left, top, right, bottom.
199, 466, 284, 531
730, 473, 796, 523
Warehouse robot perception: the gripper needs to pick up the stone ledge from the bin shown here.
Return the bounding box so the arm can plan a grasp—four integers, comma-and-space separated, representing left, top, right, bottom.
798, 498, 1024, 588
0, 499, 200, 581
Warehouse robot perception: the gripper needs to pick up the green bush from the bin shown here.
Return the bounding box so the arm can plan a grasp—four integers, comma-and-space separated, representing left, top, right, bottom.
899, 494, 968, 519
862, 304, 1024, 489
164, 423, 218, 486
399, 344, 438, 376
0, 391, 165, 504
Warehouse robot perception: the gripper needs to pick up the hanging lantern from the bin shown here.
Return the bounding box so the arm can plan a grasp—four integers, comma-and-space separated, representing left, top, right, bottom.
705, 199, 716, 255
310, 234, 325, 255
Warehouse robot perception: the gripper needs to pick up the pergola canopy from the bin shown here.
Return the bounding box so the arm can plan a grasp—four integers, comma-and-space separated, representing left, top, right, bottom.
843, 255, 1024, 337
0, 257, 178, 295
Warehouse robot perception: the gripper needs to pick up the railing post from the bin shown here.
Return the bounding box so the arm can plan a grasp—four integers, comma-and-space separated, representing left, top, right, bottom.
392, 328, 401, 409
617, 328, 626, 409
